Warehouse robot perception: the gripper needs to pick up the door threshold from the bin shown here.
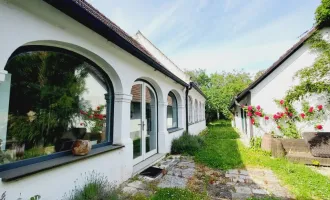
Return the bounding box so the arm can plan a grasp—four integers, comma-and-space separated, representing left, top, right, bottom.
133, 153, 166, 176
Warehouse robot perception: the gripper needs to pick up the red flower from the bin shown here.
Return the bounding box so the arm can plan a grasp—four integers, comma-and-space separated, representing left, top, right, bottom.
255, 111, 262, 117
277, 125, 281, 129
265, 116, 269, 120
308, 107, 314, 113
315, 124, 323, 130
289, 113, 293, 117
89, 115, 93, 119
251, 118, 255, 124
247, 112, 252, 117
285, 107, 289, 111
97, 106, 101, 110
247, 105, 253, 111
317, 105, 323, 111
300, 113, 305, 119
80, 123, 85, 126
80, 110, 86, 115
280, 100, 284, 105
256, 105, 261, 110
273, 114, 279, 120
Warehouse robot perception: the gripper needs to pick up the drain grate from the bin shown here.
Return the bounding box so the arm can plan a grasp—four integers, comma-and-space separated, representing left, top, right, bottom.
139, 166, 163, 178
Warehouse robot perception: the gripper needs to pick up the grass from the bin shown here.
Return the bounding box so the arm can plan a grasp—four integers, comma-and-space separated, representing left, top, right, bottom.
150, 188, 208, 200
195, 120, 330, 200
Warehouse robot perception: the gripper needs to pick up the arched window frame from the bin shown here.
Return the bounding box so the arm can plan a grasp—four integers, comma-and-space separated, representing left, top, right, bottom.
167, 92, 178, 130
0, 45, 116, 173
194, 99, 198, 123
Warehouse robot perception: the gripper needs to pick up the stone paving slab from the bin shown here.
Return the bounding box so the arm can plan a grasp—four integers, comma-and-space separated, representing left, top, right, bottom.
122, 156, 294, 199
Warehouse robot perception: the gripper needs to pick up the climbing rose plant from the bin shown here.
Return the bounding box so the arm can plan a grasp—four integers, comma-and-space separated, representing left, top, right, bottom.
241, 100, 326, 139
80, 105, 106, 133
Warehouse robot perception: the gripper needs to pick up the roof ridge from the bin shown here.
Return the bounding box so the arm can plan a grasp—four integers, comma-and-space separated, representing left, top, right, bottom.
134, 30, 186, 75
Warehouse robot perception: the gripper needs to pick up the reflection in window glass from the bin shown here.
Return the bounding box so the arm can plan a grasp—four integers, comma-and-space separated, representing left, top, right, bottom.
167, 92, 178, 129
0, 51, 109, 165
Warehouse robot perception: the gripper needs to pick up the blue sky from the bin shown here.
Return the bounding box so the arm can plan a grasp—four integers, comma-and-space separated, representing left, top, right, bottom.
88, 0, 320, 74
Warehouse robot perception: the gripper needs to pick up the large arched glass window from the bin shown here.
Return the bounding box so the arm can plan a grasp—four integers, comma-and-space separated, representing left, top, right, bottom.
188, 96, 193, 124
0, 49, 113, 167
167, 92, 178, 129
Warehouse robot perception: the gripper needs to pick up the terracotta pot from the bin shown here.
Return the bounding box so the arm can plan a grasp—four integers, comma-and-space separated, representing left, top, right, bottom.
72, 140, 92, 156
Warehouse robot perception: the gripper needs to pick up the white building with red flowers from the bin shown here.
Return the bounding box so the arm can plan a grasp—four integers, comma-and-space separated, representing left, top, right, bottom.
230, 27, 330, 143
0, 1, 206, 199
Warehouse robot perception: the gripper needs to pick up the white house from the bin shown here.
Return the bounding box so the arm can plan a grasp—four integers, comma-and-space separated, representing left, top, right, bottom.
231, 26, 330, 143
0, 0, 206, 199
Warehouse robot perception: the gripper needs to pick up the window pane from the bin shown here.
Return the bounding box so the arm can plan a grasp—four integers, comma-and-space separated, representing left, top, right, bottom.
130, 84, 142, 159
167, 93, 178, 129
1, 51, 109, 165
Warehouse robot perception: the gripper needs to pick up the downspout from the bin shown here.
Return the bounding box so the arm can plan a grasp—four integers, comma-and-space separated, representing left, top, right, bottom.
185, 82, 193, 133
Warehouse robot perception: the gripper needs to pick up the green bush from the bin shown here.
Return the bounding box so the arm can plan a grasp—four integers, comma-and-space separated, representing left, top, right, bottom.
171, 132, 204, 156
151, 188, 207, 200
63, 171, 121, 200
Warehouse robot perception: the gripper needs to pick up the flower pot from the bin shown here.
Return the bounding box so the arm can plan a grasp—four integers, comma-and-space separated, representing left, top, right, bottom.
72, 140, 91, 156
303, 132, 330, 158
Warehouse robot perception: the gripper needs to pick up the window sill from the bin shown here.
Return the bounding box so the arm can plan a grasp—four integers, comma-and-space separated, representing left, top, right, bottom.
167, 127, 183, 133
0, 144, 124, 182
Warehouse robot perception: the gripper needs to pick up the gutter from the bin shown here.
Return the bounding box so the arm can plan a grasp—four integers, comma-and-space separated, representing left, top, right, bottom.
185, 83, 193, 133
43, 0, 189, 88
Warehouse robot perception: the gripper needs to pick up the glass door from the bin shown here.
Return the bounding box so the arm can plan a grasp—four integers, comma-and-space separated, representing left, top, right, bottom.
130, 82, 157, 165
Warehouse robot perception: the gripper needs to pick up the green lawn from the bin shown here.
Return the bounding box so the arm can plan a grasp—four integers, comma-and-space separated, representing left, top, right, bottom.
195, 120, 330, 200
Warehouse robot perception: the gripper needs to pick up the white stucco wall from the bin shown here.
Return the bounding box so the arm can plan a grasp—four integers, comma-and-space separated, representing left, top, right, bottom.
133, 32, 190, 83
0, 1, 206, 199
233, 27, 330, 141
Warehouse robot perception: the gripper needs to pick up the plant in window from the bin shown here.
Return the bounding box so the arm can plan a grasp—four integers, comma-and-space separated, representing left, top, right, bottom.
80, 105, 106, 134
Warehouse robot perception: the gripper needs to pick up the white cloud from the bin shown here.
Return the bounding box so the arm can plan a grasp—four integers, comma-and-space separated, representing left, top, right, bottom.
141, 0, 185, 38
170, 2, 316, 74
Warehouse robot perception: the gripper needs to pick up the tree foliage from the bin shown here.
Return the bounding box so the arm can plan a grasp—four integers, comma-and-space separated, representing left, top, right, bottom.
185, 69, 252, 120
285, 32, 330, 105
315, 0, 330, 26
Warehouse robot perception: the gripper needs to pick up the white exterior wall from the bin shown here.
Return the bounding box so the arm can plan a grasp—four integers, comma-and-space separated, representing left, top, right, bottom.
0, 1, 206, 199
233, 27, 330, 142
133, 32, 190, 83
188, 88, 207, 135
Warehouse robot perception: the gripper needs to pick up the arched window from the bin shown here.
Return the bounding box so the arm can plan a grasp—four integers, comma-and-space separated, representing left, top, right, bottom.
167, 92, 178, 129
194, 99, 198, 122
199, 102, 202, 121
1, 49, 113, 167
188, 96, 193, 124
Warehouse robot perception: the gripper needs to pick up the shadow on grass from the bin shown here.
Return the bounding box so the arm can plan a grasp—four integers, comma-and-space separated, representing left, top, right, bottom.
194, 120, 330, 200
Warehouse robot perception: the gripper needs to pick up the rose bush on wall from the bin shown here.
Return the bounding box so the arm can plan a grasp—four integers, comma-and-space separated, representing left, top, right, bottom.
241, 99, 327, 138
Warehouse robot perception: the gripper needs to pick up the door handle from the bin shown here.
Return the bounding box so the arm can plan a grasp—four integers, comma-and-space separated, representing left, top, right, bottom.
138, 121, 145, 129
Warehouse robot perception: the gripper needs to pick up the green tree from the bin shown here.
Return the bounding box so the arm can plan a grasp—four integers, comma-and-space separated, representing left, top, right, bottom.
6, 52, 89, 146
253, 69, 265, 81
185, 69, 252, 120
315, 0, 330, 26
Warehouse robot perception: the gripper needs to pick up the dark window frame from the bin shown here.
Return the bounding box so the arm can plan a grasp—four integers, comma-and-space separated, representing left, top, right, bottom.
0, 45, 115, 173
167, 92, 178, 130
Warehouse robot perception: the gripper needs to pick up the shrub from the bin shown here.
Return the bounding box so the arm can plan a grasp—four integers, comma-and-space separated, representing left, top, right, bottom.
171, 132, 204, 156
151, 188, 207, 200
63, 171, 121, 200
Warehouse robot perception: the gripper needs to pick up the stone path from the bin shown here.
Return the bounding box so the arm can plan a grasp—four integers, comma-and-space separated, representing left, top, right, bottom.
308, 166, 330, 178
121, 156, 294, 200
